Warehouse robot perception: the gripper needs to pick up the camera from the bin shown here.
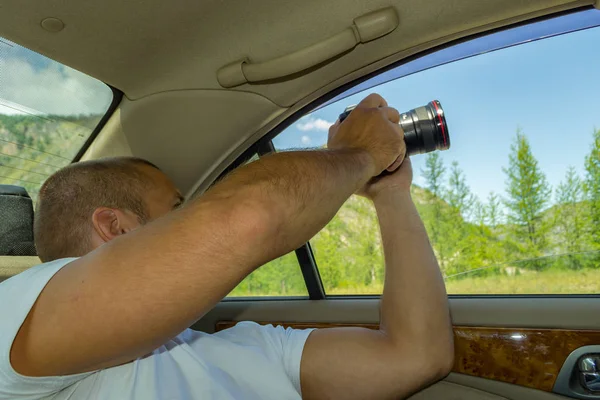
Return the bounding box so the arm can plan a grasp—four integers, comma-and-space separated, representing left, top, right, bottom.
338, 100, 451, 156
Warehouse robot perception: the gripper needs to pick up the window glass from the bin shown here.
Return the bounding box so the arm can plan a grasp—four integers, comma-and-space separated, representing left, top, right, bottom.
0, 37, 114, 202
274, 19, 600, 295
227, 252, 307, 297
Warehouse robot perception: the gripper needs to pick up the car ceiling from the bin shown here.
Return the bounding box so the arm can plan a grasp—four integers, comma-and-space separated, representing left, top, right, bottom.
0, 0, 596, 195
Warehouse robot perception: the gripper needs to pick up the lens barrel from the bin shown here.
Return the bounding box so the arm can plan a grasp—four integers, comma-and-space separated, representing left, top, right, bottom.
338, 100, 450, 156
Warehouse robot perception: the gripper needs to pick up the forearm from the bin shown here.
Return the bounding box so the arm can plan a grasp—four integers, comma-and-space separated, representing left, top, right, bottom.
300, 190, 453, 400
374, 191, 453, 369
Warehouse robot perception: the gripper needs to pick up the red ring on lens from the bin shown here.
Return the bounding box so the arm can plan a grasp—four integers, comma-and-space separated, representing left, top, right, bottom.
431, 100, 447, 148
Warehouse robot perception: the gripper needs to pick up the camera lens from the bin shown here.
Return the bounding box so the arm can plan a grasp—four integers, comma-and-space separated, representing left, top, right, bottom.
338, 100, 450, 156
400, 100, 450, 156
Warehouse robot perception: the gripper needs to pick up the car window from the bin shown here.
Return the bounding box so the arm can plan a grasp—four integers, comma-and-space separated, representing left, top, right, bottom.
227, 252, 307, 297
273, 12, 600, 295
0, 36, 114, 202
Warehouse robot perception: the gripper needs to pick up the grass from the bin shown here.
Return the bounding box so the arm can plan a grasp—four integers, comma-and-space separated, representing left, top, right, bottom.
227, 268, 600, 297
326, 268, 600, 296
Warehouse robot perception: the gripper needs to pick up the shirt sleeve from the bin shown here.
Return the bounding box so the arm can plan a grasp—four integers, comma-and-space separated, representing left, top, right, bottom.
220, 321, 314, 396
279, 325, 314, 395
0, 257, 93, 399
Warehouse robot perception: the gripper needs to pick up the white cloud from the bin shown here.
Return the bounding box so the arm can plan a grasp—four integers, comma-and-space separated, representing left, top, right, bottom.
300, 135, 311, 145
296, 117, 333, 132
0, 50, 113, 116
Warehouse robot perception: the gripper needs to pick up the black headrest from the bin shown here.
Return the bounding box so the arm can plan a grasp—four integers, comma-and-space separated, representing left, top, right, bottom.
0, 185, 37, 256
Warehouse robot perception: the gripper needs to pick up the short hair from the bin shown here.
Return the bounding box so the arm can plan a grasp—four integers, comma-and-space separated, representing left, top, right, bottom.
34, 157, 160, 262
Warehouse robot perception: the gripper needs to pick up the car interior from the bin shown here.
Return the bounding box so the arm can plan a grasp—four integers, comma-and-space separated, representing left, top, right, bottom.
1, 0, 600, 398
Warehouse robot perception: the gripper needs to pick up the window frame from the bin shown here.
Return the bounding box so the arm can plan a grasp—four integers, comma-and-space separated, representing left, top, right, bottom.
72, 86, 124, 162
219, 6, 600, 300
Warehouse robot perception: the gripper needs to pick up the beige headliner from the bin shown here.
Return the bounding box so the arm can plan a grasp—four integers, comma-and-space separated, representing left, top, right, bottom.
1, 0, 596, 195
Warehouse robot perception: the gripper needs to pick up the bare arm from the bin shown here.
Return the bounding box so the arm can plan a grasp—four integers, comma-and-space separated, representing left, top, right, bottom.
11, 94, 403, 377
300, 159, 454, 400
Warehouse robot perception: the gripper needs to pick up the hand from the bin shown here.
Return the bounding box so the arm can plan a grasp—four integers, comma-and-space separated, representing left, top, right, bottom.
327, 93, 406, 175
358, 157, 413, 201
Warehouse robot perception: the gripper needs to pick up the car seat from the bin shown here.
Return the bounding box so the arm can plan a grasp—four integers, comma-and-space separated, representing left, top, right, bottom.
0, 185, 37, 256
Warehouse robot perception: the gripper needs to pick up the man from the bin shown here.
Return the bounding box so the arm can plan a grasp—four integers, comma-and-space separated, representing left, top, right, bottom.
0, 94, 453, 399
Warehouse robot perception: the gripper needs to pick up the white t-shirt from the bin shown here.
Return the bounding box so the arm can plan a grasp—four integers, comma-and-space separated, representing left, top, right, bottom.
0, 259, 313, 400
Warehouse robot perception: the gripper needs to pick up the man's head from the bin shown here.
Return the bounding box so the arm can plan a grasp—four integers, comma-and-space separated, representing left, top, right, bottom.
34, 157, 184, 262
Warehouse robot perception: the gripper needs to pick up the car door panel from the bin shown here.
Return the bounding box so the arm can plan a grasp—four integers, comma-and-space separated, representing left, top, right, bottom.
196, 298, 600, 332
195, 298, 600, 399
440, 374, 571, 400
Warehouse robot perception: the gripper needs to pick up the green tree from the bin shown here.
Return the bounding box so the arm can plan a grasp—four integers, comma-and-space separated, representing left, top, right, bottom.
446, 161, 474, 217
422, 152, 445, 196
444, 161, 477, 274
421, 153, 452, 272
481, 192, 507, 266
503, 130, 552, 268
584, 128, 600, 254
465, 198, 491, 266
554, 166, 585, 269
486, 192, 503, 227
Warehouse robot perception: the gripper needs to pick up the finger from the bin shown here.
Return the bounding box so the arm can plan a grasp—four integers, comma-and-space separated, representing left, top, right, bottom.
386, 142, 407, 172
382, 107, 400, 124
386, 156, 404, 172
356, 93, 388, 109
392, 122, 405, 140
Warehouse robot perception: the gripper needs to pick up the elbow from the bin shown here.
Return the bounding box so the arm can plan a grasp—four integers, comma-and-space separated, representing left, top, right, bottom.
431, 340, 455, 381
419, 332, 455, 382
393, 330, 454, 385
382, 331, 454, 396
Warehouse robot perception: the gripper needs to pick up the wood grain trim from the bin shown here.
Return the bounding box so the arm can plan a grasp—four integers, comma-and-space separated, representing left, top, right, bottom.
215, 321, 600, 392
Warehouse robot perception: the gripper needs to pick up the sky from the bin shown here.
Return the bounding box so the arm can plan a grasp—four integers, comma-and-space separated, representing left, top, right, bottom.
0, 38, 112, 116
273, 19, 600, 206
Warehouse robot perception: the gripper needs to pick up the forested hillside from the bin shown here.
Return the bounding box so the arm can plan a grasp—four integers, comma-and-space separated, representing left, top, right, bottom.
2, 114, 599, 295
233, 128, 600, 296
0, 114, 101, 201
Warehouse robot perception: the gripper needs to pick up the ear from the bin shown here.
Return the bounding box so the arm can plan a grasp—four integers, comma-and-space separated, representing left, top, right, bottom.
91, 207, 141, 243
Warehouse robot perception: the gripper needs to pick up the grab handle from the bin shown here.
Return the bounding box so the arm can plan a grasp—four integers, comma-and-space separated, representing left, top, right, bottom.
217, 7, 399, 87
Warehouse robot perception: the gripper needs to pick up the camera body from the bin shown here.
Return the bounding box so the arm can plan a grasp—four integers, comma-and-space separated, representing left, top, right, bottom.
338, 100, 450, 156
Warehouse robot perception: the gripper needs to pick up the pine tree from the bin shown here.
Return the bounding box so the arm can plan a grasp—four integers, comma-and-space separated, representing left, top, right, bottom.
584, 128, 600, 254
421, 153, 450, 271
486, 192, 503, 227
472, 198, 487, 228
555, 166, 585, 269
445, 161, 477, 273
468, 198, 492, 265
446, 161, 474, 217
422, 152, 445, 197
503, 130, 552, 266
